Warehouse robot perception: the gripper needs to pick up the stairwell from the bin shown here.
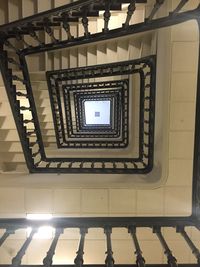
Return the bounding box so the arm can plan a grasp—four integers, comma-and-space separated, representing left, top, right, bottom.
0, 0, 199, 265
0, 0, 156, 173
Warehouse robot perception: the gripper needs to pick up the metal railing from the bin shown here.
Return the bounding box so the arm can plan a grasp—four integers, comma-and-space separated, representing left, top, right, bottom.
0, 216, 200, 266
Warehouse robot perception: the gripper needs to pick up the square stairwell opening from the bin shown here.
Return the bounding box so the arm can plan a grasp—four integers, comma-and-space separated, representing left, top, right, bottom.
84, 100, 111, 126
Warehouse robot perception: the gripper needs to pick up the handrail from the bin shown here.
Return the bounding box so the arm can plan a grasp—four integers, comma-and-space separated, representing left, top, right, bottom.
0, 216, 195, 229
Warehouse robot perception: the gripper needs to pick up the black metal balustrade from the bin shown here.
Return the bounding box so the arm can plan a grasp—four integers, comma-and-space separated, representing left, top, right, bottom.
0, 0, 196, 55
0, 214, 200, 266
48, 74, 130, 148
46, 56, 155, 171
65, 81, 126, 134
0, 0, 199, 173
0, 51, 155, 173
74, 93, 118, 133
68, 92, 121, 136
57, 80, 126, 141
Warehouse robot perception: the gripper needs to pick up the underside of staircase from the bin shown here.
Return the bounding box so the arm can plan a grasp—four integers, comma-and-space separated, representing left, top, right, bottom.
0, 0, 200, 266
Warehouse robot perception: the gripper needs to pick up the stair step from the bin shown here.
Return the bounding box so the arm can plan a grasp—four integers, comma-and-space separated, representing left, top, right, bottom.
2, 162, 28, 173
0, 152, 25, 163
0, 129, 20, 142
0, 141, 23, 152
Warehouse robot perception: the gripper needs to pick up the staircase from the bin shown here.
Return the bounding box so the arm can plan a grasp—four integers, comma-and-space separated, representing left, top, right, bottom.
0, 1, 199, 175
0, 0, 200, 265
0, 0, 157, 173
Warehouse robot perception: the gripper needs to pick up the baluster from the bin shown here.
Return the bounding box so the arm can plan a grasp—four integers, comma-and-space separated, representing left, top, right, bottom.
29, 140, 39, 147
23, 119, 34, 124
143, 143, 149, 148
74, 228, 88, 267
68, 162, 74, 168
12, 228, 36, 267
81, 7, 90, 37
145, 84, 151, 89
4, 39, 20, 53
46, 162, 51, 168
0, 228, 15, 247
147, 0, 165, 21
143, 153, 148, 159
8, 58, 22, 69
32, 150, 40, 157
177, 226, 200, 264
144, 71, 151, 78
12, 75, 26, 84
123, 0, 136, 28
20, 106, 31, 111
124, 163, 128, 169
35, 160, 42, 167
171, 0, 189, 15
104, 227, 114, 267
16, 91, 28, 97
153, 227, 177, 267
141, 161, 147, 168
57, 162, 63, 169
43, 228, 63, 267
132, 162, 138, 169
103, 0, 112, 33
15, 29, 31, 48
26, 130, 36, 136
44, 18, 58, 43
62, 12, 73, 40
128, 226, 145, 267
28, 23, 44, 46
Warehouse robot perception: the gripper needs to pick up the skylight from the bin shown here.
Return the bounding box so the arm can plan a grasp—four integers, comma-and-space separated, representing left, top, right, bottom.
84, 100, 111, 125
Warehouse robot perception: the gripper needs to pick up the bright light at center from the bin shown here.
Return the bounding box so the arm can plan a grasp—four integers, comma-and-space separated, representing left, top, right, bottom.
27, 226, 54, 239
84, 100, 111, 125
26, 213, 52, 220
26, 214, 54, 239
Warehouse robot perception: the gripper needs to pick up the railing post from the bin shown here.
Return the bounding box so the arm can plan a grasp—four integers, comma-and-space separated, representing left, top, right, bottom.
62, 12, 73, 40
103, 0, 112, 32
170, 0, 189, 15
43, 18, 58, 43
81, 8, 90, 37
123, 0, 136, 28
11, 228, 36, 267
128, 226, 145, 267
28, 23, 44, 46
147, 0, 165, 21
104, 227, 114, 267
177, 226, 200, 264
0, 228, 15, 247
74, 228, 88, 267
43, 228, 63, 267
153, 227, 177, 267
